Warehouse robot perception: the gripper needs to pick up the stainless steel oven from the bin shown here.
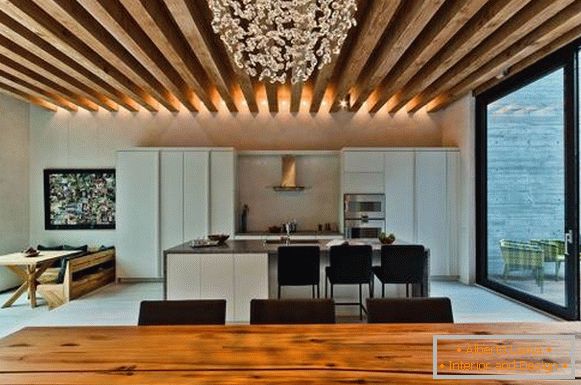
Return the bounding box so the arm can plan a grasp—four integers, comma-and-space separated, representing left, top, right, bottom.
344, 194, 385, 239
344, 219, 385, 239
344, 194, 385, 220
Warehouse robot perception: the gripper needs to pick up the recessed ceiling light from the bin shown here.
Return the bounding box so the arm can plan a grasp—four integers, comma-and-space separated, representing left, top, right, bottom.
339, 99, 348, 109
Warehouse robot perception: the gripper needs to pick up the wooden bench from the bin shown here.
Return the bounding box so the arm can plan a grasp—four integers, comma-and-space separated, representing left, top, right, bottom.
37, 248, 115, 309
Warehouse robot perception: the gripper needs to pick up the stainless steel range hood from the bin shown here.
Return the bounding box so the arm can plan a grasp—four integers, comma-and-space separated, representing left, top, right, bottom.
272, 155, 306, 192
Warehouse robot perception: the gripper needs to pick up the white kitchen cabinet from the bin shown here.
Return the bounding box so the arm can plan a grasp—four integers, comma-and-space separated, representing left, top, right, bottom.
384, 151, 415, 242
160, 152, 184, 256
166, 254, 201, 299
166, 253, 268, 322
184, 151, 210, 239
200, 254, 235, 321
234, 253, 269, 322
343, 172, 384, 194
210, 150, 235, 235
343, 151, 384, 173
415, 151, 450, 277
116, 151, 160, 279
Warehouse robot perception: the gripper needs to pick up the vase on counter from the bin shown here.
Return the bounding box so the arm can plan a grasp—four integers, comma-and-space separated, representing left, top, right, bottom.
240, 204, 249, 233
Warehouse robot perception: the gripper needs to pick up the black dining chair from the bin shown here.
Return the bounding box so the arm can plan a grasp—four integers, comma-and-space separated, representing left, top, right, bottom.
138, 300, 226, 325
366, 297, 454, 323
373, 245, 426, 298
277, 246, 320, 299
250, 299, 335, 324
325, 244, 373, 320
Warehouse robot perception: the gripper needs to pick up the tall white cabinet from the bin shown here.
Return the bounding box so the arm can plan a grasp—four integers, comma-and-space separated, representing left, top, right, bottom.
116, 148, 235, 280
343, 148, 459, 278
116, 151, 160, 279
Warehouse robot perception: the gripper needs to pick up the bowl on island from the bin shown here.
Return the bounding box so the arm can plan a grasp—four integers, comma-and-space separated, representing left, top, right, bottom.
378, 232, 396, 245
208, 234, 230, 244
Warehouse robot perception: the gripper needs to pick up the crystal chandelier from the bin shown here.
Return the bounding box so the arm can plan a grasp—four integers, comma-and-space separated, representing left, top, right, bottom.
209, 0, 357, 84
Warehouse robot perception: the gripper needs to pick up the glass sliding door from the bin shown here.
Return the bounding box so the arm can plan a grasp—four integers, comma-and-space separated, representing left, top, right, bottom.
476, 43, 579, 320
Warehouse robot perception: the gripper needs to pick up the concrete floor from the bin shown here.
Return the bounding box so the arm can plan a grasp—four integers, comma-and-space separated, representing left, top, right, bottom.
0, 281, 555, 338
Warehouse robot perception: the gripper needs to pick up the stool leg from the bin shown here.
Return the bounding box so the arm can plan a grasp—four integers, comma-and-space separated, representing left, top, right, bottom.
278, 285, 281, 299
359, 283, 363, 320
317, 283, 320, 298
330, 283, 334, 298
311, 285, 315, 299
325, 276, 328, 298
381, 283, 385, 298
406, 284, 409, 298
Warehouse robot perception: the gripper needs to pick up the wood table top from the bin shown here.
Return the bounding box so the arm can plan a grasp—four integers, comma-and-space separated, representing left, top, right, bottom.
0, 323, 578, 384
0, 250, 78, 266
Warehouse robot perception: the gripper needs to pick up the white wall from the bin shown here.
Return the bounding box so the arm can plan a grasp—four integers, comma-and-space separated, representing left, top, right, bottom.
440, 95, 476, 284
238, 154, 340, 232
0, 94, 29, 290
29, 106, 443, 247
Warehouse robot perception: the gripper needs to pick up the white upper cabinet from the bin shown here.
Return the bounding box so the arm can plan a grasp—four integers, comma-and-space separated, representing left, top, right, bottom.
116, 151, 160, 279
343, 151, 384, 173
210, 150, 235, 235
384, 151, 415, 242
343, 172, 385, 194
184, 151, 210, 240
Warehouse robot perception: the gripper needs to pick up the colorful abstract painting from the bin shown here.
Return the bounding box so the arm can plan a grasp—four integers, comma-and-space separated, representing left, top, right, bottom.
44, 169, 115, 229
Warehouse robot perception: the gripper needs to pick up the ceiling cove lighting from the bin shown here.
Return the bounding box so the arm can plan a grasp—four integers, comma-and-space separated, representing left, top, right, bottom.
209, 0, 357, 84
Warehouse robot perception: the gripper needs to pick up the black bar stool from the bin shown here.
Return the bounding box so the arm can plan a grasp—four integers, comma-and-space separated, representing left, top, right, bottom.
373, 245, 426, 298
325, 244, 373, 320
277, 246, 320, 299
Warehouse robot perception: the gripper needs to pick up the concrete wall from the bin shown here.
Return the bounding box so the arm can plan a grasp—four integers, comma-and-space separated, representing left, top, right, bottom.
29, 106, 443, 247
441, 95, 476, 284
0, 94, 29, 290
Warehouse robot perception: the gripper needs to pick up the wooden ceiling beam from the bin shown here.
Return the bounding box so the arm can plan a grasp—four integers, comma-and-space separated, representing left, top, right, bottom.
385, 0, 529, 114
427, 4, 581, 112
36, 0, 179, 112
264, 83, 279, 113
343, 0, 444, 112
0, 0, 156, 111
367, 0, 487, 113
0, 34, 116, 112
0, 81, 58, 111
310, 56, 339, 113
407, 0, 575, 113
78, 0, 197, 112
290, 81, 303, 113
474, 26, 581, 96
326, 0, 400, 112
0, 10, 123, 111
0, 69, 77, 111
119, 0, 219, 112
165, 0, 238, 112
0, 53, 98, 111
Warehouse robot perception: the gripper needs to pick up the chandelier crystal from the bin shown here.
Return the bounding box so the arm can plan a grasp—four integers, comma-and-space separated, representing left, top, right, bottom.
209, 0, 357, 84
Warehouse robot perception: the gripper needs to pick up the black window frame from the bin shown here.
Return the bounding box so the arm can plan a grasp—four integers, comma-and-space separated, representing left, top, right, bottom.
475, 39, 580, 320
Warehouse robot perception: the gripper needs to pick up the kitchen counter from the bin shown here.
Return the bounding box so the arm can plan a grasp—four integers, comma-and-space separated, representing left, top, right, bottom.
164, 239, 429, 321
165, 239, 386, 255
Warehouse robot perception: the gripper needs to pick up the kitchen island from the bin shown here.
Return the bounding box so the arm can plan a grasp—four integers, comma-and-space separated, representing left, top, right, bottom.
164, 239, 429, 322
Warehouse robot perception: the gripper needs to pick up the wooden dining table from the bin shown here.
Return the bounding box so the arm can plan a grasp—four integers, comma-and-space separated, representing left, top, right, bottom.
0, 250, 78, 308
0, 322, 578, 384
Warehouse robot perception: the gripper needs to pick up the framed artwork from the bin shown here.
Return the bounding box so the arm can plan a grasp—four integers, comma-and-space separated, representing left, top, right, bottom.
44, 169, 116, 230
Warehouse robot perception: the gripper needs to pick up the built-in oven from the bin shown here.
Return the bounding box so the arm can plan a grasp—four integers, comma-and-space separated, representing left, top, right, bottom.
344, 194, 385, 239
344, 219, 385, 239
344, 194, 385, 219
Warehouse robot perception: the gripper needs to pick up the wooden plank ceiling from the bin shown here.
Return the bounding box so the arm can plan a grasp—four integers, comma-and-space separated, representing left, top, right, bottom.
0, 0, 579, 114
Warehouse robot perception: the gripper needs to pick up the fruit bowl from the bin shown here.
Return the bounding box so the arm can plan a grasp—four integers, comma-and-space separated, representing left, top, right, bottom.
208, 234, 229, 244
